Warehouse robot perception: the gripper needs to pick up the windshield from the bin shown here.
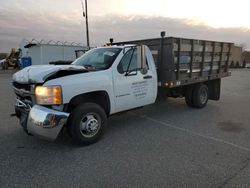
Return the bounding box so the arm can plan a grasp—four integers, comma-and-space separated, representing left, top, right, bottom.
72, 47, 121, 70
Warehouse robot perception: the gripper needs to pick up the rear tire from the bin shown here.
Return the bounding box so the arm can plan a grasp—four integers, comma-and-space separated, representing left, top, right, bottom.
192, 84, 209, 108
68, 103, 107, 145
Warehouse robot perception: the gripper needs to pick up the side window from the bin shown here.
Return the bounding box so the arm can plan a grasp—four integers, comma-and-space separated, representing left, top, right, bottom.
117, 46, 149, 75
118, 48, 138, 74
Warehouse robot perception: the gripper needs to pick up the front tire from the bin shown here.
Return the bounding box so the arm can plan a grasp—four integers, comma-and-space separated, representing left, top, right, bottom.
68, 103, 107, 145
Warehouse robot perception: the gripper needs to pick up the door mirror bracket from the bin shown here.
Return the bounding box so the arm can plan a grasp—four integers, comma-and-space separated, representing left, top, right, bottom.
140, 67, 148, 75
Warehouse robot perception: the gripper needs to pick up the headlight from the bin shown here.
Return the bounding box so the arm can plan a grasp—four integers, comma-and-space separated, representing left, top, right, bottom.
35, 86, 62, 105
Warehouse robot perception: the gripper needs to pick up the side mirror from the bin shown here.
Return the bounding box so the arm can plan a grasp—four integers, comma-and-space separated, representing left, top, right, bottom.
137, 45, 148, 74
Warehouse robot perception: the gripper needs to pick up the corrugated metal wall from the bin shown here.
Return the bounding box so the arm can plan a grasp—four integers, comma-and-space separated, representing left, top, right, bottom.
28, 44, 86, 65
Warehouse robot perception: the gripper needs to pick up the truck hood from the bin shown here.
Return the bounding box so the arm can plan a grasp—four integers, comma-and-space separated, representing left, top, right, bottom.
13, 65, 87, 84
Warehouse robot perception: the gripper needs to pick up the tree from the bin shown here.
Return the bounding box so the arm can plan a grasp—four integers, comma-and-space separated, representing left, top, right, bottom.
243, 60, 246, 68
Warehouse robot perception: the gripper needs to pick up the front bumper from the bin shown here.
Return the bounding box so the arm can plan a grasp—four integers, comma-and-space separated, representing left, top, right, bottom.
23, 105, 69, 140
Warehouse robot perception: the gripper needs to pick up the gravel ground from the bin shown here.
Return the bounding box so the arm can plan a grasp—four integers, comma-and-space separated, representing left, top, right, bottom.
0, 69, 250, 188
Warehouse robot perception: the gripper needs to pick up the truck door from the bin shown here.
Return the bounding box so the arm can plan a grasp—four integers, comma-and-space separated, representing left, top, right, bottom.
113, 45, 157, 112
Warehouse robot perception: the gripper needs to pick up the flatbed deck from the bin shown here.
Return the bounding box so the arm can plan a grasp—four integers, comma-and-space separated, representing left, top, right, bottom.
113, 34, 233, 88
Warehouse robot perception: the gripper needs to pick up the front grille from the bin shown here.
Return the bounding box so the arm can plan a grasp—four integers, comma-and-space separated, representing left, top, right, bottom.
16, 94, 32, 101
13, 82, 31, 91
13, 82, 34, 106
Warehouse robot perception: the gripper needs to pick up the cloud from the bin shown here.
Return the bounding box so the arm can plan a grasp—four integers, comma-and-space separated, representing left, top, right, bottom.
0, 9, 249, 53
90, 15, 250, 47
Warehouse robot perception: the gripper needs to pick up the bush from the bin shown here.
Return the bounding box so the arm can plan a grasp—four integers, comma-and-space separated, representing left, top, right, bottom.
235, 62, 240, 68
229, 61, 235, 68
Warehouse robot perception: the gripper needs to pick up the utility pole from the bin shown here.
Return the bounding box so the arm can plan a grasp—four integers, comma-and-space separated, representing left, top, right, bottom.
81, 0, 90, 49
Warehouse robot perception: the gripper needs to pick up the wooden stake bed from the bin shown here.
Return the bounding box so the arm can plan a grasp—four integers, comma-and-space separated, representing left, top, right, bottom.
113, 36, 233, 88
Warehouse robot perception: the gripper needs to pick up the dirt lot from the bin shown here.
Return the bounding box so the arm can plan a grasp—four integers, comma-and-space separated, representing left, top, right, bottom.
0, 69, 250, 187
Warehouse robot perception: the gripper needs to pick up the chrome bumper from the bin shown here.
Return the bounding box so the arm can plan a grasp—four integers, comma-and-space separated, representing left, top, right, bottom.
27, 105, 69, 140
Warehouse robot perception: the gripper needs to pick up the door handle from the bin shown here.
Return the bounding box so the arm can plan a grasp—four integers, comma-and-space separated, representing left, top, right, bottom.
143, 75, 152, 79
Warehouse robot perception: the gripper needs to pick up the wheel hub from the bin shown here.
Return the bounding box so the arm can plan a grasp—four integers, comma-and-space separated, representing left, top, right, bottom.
200, 89, 208, 104
86, 118, 99, 132
80, 114, 100, 137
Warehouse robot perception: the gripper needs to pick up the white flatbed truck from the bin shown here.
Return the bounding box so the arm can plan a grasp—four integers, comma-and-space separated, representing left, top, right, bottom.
12, 32, 232, 145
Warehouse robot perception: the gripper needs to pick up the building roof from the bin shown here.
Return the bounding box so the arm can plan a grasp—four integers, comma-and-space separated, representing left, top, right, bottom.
23, 39, 86, 48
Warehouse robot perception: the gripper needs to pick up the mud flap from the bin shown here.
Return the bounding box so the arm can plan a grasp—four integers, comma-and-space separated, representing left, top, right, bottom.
208, 79, 221, 101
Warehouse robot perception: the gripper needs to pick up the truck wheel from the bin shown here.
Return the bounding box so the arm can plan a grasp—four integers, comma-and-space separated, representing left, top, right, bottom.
185, 86, 194, 107
3, 62, 8, 70
192, 84, 209, 108
68, 103, 107, 145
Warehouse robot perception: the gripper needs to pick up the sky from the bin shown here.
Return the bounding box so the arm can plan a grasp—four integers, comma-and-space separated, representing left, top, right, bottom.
0, 0, 250, 52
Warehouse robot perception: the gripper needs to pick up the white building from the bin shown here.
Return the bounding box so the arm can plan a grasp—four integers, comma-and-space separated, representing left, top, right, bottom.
19, 39, 87, 65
